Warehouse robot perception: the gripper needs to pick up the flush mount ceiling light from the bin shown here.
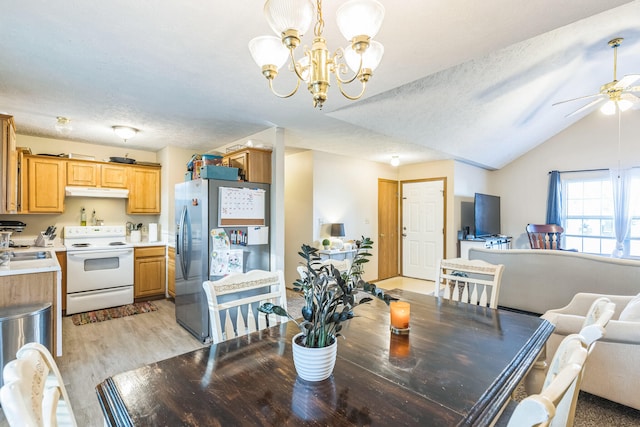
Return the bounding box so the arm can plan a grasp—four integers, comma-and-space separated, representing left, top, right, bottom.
390, 155, 400, 167
112, 126, 138, 142
55, 116, 73, 135
249, 0, 385, 109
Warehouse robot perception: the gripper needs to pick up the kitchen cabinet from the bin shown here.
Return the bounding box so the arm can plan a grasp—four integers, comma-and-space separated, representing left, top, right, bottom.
127, 166, 160, 214
134, 246, 166, 298
67, 160, 128, 188
222, 148, 271, 184
167, 246, 175, 298
1, 114, 18, 213
25, 155, 65, 213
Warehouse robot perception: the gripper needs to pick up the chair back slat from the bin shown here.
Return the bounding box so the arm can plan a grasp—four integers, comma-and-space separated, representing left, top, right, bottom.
203, 270, 288, 344
437, 258, 505, 308
527, 224, 564, 250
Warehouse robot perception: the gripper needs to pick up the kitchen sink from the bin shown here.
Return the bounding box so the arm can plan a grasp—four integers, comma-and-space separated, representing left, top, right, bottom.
10, 251, 52, 261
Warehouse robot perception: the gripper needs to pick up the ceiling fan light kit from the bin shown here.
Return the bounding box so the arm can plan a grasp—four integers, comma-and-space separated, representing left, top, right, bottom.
554, 37, 640, 117
249, 0, 385, 108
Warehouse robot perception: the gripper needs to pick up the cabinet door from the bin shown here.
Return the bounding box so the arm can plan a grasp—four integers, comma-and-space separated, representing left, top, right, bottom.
127, 167, 160, 214
101, 164, 128, 188
1, 116, 18, 213
67, 161, 98, 186
167, 247, 175, 298
134, 247, 166, 298
27, 157, 65, 213
223, 148, 271, 183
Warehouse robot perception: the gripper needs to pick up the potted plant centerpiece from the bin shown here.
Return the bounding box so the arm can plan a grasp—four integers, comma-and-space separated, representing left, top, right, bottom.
260, 237, 396, 382
321, 238, 331, 250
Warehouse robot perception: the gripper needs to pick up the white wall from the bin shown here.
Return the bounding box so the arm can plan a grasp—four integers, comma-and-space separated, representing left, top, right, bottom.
284, 150, 314, 286
491, 110, 640, 248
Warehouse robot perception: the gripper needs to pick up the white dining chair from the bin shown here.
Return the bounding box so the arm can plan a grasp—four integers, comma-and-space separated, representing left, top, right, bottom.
0, 342, 77, 427
502, 334, 588, 427
435, 258, 505, 308
203, 269, 288, 344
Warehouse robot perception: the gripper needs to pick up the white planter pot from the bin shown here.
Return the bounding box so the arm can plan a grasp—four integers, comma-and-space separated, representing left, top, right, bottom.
291, 333, 337, 382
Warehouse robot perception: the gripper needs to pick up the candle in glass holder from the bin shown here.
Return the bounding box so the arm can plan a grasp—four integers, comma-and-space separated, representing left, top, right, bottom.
390, 301, 410, 334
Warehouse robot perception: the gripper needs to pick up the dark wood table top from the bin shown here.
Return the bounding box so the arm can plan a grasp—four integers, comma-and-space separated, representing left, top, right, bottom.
96, 289, 553, 426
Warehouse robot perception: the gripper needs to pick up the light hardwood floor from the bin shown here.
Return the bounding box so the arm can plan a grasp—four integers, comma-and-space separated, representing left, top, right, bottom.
0, 299, 206, 427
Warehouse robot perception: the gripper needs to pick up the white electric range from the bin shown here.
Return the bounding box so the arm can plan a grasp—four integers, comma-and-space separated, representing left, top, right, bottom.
64, 225, 134, 315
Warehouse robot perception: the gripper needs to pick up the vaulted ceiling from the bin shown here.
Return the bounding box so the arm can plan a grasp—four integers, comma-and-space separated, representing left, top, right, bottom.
1, 1, 639, 170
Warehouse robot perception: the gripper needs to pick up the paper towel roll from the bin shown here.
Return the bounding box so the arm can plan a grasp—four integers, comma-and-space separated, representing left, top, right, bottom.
148, 223, 158, 242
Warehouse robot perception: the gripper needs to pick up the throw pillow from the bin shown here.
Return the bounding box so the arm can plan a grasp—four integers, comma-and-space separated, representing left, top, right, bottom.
619, 294, 640, 321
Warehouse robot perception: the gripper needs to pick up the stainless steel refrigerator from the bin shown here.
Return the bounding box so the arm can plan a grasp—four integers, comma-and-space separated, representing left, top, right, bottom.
175, 179, 270, 342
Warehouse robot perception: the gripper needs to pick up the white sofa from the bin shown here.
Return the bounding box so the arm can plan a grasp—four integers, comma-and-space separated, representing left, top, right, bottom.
468, 248, 640, 314
542, 293, 640, 411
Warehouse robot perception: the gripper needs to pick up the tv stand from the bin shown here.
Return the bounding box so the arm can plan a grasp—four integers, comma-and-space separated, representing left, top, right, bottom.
459, 236, 511, 259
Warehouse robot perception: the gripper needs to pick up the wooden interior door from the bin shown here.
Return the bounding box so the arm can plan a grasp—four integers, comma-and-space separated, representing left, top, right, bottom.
378, 179, 399, 280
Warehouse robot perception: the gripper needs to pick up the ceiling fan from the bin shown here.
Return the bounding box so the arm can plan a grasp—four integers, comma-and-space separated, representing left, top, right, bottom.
553, 37, 640, 117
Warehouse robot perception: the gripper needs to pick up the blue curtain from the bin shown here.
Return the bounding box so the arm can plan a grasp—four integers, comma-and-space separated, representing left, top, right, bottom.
546, 171, 562, 225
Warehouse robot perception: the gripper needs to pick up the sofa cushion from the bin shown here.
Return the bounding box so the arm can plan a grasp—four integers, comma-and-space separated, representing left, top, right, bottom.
619, 294, 640, 321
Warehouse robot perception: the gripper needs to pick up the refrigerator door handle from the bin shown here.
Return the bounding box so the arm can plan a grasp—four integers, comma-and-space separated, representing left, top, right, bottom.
178, 205, 190, 279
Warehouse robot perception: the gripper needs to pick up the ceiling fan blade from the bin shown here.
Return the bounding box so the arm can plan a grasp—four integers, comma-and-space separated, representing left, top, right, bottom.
627, 85, 640, 93
620, 93, 640, 103
552, 93, 602, 106
613, 74, 640, 89
565, 97, 606, 118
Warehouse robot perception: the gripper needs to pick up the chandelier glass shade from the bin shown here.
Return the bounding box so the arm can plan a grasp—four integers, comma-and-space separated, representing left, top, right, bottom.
249, 0, 385, 108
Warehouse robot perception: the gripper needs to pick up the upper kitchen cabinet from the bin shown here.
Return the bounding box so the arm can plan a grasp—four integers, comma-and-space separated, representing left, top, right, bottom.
222, 148, 271, 184
127, 165, 160, 214
25, 155, 65, 213
1, 114, 18, 213
67, 160, 128, 188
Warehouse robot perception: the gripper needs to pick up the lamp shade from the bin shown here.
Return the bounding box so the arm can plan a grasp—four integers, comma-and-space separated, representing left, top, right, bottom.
600, 100, 617, 115
344, 40, 384, 73
249, 36, 289, 69
336, 0, 385, 41
264, 0, 314, 37
330, 223, 345, 237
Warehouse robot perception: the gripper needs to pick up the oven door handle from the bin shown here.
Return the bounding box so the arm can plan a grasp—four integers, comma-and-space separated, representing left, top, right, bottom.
68, 249, 133, 258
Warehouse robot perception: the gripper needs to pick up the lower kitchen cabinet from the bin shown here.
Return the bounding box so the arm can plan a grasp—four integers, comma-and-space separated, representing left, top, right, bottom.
134, 246, 166, 298
167, 246, 175, 298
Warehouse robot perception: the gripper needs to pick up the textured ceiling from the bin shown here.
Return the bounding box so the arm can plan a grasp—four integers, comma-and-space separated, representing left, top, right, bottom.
0, 1, 638, 169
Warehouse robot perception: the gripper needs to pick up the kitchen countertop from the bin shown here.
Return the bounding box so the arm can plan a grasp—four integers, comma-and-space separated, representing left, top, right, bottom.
0, 247, 61, 277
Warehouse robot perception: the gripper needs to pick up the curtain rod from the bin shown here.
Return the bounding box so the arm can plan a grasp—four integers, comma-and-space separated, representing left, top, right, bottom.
548, 166, 640, 174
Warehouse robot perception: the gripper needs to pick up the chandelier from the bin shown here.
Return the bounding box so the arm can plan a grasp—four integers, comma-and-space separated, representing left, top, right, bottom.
249, 0, 385, 108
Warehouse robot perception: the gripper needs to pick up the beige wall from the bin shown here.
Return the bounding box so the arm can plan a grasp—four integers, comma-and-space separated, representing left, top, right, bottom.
490, 111, 640, 249
1, 134, 160, 238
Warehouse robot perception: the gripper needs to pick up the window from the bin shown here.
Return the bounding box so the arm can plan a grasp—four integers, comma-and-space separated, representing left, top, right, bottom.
562, 170, 640, 257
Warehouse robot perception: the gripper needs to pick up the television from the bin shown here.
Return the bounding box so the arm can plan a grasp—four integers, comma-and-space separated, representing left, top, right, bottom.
474, 193, 501, 238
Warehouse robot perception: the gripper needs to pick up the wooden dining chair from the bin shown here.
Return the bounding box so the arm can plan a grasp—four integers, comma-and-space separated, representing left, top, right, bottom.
436, 258, 505, 308
202, 269, 288, 344
526, 224, 564, 249
0, 342, 78, 427
500, 334, 588, 427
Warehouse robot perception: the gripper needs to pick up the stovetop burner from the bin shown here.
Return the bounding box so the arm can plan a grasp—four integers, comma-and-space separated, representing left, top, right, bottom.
72, 243, 91, 248
109, 242, 127, 246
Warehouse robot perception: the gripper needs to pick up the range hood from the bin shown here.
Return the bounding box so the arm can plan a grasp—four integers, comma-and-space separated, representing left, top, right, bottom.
65, 186, 129, 198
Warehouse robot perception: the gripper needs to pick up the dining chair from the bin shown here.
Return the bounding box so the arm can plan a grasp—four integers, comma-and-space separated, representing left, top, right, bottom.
526, 224, 564, 249
500, 334, 588, 427
203, 269, 288, 344
0, 342, 78, 427
435, 258, 505, 308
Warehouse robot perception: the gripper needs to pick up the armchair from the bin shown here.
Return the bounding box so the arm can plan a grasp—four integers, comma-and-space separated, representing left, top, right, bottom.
541, 292, 640, 410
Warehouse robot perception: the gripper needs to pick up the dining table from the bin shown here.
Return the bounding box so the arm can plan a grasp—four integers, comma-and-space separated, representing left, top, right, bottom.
96, 289, 554, 426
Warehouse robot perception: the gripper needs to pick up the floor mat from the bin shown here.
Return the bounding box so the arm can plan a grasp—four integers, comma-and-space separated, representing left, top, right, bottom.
71, 302, 158, 326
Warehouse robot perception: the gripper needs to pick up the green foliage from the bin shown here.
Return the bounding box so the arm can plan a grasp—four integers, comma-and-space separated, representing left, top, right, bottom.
259, 237, 397, 349
322, 239, 330, 246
